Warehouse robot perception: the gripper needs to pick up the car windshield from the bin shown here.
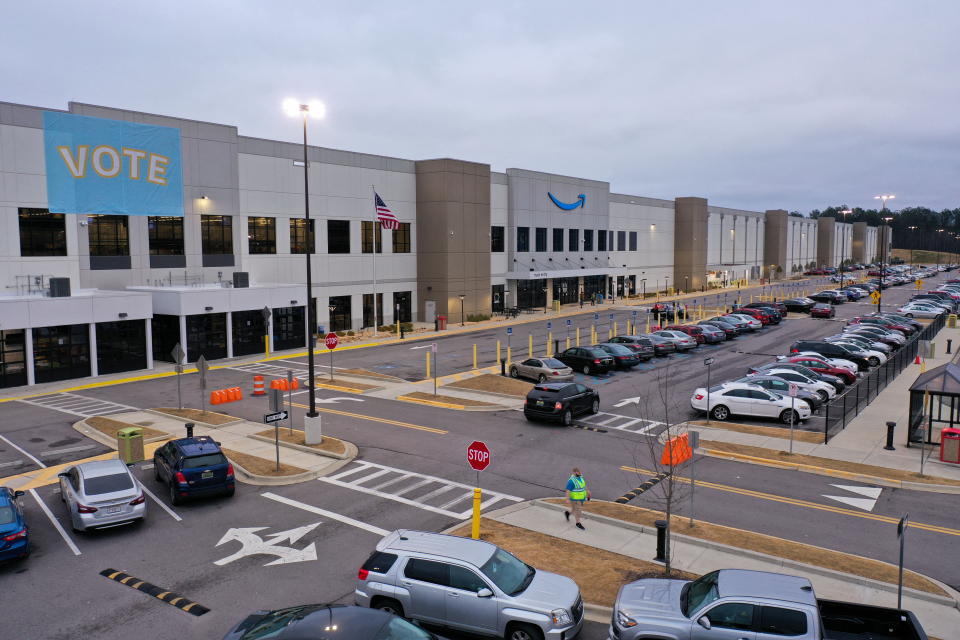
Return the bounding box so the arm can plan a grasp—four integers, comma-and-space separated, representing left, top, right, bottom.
602, 344, 631, 355
682, 571, 720, 617
240, 605, 325, 639
541, 358, 566, 369
374, 617, 435, 640
0, 505, 15, 525
83, 472, 134, 495
183, 453, 229, 469
480, 548, 535, 596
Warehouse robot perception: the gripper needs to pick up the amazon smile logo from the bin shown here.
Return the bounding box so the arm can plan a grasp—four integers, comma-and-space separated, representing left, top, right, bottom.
548, 192, 586, 210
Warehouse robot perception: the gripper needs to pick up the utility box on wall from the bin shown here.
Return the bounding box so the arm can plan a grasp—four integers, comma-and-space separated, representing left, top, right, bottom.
233, 272, 249, 288
49, 277, 71, 298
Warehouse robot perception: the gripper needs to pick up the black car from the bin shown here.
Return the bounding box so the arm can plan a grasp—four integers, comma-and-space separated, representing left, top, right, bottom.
556, 346, 615, 375
524, 382, 600, 426
223, 604, 444, 640
596, 343, 641, 369
608, 335, 656, 360
699, 319, 739, 338
154, 435, 235, 505
781, 298, 815, 313
735, 376, 822, 410
789, 340, 871, 370
808, 291, 845, 305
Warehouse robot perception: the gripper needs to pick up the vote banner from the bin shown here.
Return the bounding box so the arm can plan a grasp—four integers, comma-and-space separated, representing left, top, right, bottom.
43, 111, 183, 216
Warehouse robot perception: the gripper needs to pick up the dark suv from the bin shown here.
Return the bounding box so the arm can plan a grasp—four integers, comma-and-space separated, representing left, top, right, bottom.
154, 435, 235, 505
556, 346, 614, 375
608, 335, 656, 360
524, 382, 599, 426
789, 340, 871, 371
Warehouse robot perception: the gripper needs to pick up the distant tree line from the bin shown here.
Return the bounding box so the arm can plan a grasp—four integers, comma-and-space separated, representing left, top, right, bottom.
801, 205, 960, 251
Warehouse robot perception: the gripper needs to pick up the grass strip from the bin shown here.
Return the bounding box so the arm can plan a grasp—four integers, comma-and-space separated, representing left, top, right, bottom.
446, 373, 533, 397
152, 408, 240, 425
220, 448, 306, 477
399, 392, 499, 407
86, 416, 167, 441
687, 420, 822, 444
253, 429, 346, 456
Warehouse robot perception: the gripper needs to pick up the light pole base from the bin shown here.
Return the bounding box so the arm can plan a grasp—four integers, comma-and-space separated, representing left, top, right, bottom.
304, 415, 323, 444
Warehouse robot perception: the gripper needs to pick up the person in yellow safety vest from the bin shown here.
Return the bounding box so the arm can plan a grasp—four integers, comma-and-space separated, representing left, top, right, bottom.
564, 467, 591, 530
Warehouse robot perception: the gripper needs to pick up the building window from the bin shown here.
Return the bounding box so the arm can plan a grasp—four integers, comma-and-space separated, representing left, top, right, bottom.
19, 209, 67, 257
629, 231, 637, 251
327, 220, 351, 254
201, 215, 233, 255
273, 306, 305, 351
568, 228, 579, 252
583, 229, 594, 252
491, 226, 504, 252
0, 329, 27, 388
186, 313, 227, 362
363, 293, 384, 328
516, 227, 529, 252
361, 221, 383, 254
553, 228, 564, 252
393, 291, 412, 323
609, 231, 615, 250
151, 315, 180, 363
88, 215, 129, 256
329, 295, 352, 332
393, 222, 411, 253
535, 227, 547, 252
598, 229, 607, 252
32, 324, 91, 383
148, 216, 184, 255
491, 284, 505, 313
96, 320, 147, 375
247, 217, 277, 254
617, 231, 626, 251
290, 218, 315, 254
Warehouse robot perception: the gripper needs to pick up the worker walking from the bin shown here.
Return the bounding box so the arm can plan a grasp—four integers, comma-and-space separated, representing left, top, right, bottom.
564, 467, 591, 530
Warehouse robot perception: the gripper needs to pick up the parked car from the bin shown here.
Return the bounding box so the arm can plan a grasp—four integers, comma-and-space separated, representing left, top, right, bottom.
509, 357, 574, 383
556, 346, 615, 375
809, 290, 845, 304
845, 325, 905, 347
897, 302, 945, 318
222, 604, 445, 640
847, 316, 912, 336
810, 302, 835, 318
761, 368, 837, 403
652, 330, 697, 351
641, 333, 678, 356
828, 333, 891, 354
738, 307, 778, 325
707, 315, 750, 332
355, 530, 584, 640
153, 435, 235, 505
725, 314, 762, 331
523, 382, 599, 425
825, 338, 887, 365
690, 382, 810, 424
790, 340, 872, 370
58, 459, 145, 532
781, 297, 815, 313
0, 487, 29, 561
874, 313, 922, 331
664, 324, 707, 344
783, 351, 859, 375
596, 343, 641, 369
607, 335, 656, 360
609, 568, 928, 640
742, 302, 785, 318
695, 323, 727, 343
779, 355, 858, 385
699, 319, 739, 338
735, 375, 822, 410
751, 360, 848, 393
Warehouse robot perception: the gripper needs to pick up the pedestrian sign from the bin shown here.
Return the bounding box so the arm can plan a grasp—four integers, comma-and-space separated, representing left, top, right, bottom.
915, 279, 923, 290
870, 291, 881, 304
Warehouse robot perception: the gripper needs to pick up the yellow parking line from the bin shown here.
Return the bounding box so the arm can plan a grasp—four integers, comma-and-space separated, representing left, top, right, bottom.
0, 441, 166, 491
290, 403, 447, 434
396, 395, 468, 410
620, 465, 960, 537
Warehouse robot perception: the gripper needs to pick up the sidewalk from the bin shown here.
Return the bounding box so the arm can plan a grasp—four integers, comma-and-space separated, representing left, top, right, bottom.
485, 500, 960, 639
692, 323, 960, 489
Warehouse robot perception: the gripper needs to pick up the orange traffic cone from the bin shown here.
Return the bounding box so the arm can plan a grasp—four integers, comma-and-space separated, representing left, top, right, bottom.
252, 375, 265, 396
291, 378, 300, 390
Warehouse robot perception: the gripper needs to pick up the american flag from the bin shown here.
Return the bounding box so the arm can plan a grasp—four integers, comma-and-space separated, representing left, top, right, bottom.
375, 192, 400, 230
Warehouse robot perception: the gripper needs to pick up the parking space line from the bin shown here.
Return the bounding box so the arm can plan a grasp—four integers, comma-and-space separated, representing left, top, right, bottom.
138, 481, 182, 522
29, 488, 81, 556
40, 444, 98, 458
0, 434, 44, 467
261, 491, 389, 536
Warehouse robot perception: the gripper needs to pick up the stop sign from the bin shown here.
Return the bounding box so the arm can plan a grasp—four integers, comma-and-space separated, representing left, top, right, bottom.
466, 441, 490, 471
324, 332, 339, 350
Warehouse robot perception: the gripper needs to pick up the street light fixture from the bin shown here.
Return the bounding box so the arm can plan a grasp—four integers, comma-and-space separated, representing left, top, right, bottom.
907, 226, 918, 266
285, 98, 326, 421
839, 209, 852, 288
874, 194, 896, 210
459, 294, 465, 326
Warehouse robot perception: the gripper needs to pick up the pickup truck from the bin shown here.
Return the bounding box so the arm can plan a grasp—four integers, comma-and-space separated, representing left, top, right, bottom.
608, 569, 927, 640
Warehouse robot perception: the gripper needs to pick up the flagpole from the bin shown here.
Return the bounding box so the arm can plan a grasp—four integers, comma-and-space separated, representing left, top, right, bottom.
371, 185, 379, 333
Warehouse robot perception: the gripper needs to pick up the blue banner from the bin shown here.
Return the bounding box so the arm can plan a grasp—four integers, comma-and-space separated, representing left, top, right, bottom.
43, 111, 184, 216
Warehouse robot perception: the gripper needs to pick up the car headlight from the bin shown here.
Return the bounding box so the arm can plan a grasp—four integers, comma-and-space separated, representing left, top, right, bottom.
551, 608, 571, 626
616, 609, 637, 628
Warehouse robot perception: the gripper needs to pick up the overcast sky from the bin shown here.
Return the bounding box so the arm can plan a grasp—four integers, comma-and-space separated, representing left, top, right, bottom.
3, 1, 957, 213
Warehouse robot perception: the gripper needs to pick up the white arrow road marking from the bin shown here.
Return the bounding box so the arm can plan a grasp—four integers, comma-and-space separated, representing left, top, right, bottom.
409, 345, 432, 350
822, 484, 882, 511
613, 396, 642, 408
214, 523, 320, 566
315, 397, 365, 404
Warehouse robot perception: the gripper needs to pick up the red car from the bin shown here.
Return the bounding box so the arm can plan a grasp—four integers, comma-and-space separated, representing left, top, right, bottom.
664, 324, 705, 344
810, 303, 835, 318
738, 307, 776, 325
804, 268, 829, 275
848, 316, 914, 335
784, 355, 857, 384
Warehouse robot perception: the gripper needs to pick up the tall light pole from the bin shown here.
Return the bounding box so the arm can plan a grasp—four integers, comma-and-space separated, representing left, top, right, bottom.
284, 98, 325, 422
839, 209, 852, 287
907, 226, 917, 266
878, 215, 893, 313
874, 196, 895, 312
936, 229, 945, 268
459, 294, 466, 326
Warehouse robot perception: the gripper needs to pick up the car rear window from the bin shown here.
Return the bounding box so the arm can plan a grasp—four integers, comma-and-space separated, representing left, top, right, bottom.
362, 551, 398, 574
182, 453, 229, 469
84, 472, 134, 495
0, 506, 14, 525
541, 358, 566, 368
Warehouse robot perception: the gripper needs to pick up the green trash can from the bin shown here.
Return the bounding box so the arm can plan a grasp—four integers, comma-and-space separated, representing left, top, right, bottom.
949, 314, 957, 329
117, 427, 144, 464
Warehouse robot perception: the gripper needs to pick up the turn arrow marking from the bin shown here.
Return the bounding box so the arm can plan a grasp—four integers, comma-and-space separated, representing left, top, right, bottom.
822, 484, 882, 512
613, 396, 642, 408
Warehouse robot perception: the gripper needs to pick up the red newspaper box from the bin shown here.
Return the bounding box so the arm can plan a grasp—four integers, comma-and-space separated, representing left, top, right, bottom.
941, 428, 960, 464
438, 315, 447, 330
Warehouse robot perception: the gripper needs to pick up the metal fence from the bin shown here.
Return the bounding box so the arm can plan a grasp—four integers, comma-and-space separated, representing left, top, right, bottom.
822, 313, 946, 443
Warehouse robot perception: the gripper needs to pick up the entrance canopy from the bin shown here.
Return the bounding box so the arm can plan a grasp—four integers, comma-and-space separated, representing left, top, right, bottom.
908, 362, 960, 443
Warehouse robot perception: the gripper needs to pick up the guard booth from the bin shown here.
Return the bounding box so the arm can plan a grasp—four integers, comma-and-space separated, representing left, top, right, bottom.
908, 362, 960, 445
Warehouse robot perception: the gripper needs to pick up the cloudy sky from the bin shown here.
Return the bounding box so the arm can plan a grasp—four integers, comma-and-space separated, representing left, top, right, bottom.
3, 1, 957, 212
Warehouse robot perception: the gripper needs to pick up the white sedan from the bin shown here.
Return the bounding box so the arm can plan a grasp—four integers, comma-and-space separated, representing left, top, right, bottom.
727, 314, 763, 330
691, 381, 811, 425
897, 302, 946, 319
763, 368, 837, 403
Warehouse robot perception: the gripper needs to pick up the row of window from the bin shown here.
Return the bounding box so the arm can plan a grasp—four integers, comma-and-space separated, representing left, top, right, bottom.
490, 225, 638, 253
16, 210, 412, 258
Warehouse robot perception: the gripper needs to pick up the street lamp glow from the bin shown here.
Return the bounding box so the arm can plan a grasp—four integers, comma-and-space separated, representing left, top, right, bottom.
874, 194, 896, 210
283, 98, 326, 119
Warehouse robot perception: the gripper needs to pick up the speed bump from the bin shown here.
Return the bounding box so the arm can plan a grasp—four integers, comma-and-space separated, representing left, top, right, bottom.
615, 471, 670, 504
100, 568, 209, 616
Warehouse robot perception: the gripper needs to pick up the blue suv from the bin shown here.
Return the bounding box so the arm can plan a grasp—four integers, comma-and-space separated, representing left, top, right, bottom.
0, 487, 29, 561
153, 436, 235, 505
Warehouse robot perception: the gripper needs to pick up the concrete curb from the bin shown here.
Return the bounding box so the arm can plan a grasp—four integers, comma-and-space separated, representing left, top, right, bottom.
73, 418, 171, 450
531, 499, 959, 609
248, 433, 356, 460
230, 445, 357, 486
312, 381, 385, 394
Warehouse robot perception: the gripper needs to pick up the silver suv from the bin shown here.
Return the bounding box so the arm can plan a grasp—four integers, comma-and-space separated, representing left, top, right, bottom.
355, 530, 583, 640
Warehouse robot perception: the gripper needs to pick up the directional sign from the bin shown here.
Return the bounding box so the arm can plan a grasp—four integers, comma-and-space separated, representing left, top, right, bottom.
613, 396, 642, 408
704, 357, 715, 366
467, 440, 491, 471
170, 343, 185, 364
264, 410, 288, 424
196, 355, 209, 390
324, 332, 339, 350
215, 523, 320, 566
314, 397, 364, 404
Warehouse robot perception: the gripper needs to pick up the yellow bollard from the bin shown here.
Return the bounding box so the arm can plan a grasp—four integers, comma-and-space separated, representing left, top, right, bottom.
576, 327, 581, 346
264, 335, 270, 357
613, 321, 618, 335
473, 343, 478, 369
528, 334, 533, 358
426, 351, 431, 379
566, 337, 571, 349
471, 488, 482, 539
645, 316, 650, 333
506, 346, 512, 366
547, 332, 553, 356
750, 295, 754, 303
496, 340, 501, 364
